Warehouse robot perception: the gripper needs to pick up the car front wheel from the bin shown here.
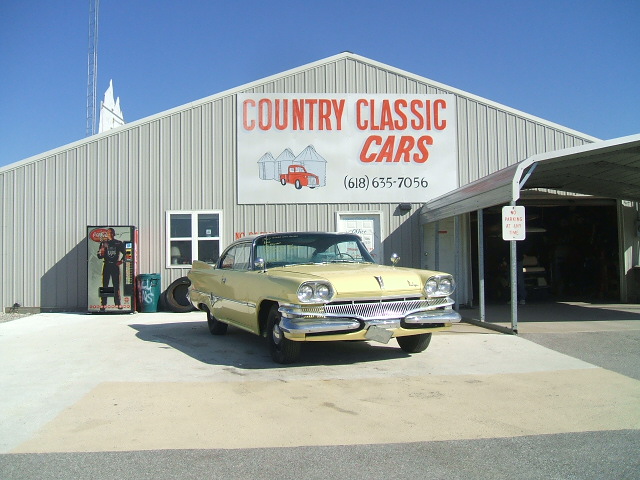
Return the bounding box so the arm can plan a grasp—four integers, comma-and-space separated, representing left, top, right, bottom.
397, 333, 432, 353
206, 309, 228, 335
267, 304, 301, 363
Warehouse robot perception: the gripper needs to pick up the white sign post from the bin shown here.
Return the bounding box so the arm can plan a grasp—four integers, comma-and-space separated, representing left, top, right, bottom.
502, 205, 526, 334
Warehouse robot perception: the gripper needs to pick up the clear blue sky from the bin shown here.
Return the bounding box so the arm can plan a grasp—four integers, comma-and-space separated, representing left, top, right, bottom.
1, 0, 638, 168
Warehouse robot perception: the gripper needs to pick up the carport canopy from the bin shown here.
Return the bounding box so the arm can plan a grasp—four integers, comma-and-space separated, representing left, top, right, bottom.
420, 133, 640, 334
421, 133, 640, 223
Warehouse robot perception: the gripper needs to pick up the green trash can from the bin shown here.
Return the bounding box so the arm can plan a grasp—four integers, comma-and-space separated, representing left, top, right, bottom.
137, 273, 161, 313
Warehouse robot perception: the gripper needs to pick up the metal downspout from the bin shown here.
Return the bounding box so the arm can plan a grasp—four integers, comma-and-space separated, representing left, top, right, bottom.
434, 221, 440, 271
455, 215, 461, 311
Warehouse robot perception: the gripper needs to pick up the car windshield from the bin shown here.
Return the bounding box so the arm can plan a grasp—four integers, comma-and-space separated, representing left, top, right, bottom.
254, 233, 375, 268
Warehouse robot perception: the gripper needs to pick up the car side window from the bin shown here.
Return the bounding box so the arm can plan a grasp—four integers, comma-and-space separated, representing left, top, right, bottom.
220, 247, 236, 269
232, 244, 251, 270
220, 244, 251, 270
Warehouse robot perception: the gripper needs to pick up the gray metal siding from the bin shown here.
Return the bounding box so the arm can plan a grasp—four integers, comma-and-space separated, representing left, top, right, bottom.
0, 54, 596, 310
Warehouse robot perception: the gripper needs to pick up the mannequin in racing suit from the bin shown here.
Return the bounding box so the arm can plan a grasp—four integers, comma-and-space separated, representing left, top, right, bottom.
97, 228, 126, 311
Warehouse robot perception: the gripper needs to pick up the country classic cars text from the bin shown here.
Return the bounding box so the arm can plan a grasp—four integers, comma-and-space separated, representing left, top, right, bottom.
242, 96, 451, 164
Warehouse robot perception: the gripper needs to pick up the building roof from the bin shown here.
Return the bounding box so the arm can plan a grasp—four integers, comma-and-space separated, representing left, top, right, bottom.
1, 52, 598, 174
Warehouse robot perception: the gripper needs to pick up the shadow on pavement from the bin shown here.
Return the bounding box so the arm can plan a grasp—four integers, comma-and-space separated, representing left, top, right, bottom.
128, 321, 410, 369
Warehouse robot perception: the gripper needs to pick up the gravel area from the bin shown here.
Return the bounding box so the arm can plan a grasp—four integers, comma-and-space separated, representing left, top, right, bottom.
0, 312, 33, 323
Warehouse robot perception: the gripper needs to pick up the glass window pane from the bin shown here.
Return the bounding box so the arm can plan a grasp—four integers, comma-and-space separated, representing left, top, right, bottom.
170, 240, 192, 265
170, 214, 191, 238
334, 241, 366, 261
220, 244, 236, 269
232, 244, 251, 270
198, 239, 220, 264
198, 214, 219, 238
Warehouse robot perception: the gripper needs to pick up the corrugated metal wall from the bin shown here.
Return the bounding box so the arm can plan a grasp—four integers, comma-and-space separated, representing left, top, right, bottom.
0, 53, 595, 311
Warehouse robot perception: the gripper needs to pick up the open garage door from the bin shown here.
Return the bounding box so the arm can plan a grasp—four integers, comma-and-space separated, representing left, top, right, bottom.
470, 201, 619, 304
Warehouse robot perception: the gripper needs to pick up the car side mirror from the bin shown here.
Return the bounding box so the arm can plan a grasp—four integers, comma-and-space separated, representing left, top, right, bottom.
390, 253, 400, 266
254, 258, 265, 271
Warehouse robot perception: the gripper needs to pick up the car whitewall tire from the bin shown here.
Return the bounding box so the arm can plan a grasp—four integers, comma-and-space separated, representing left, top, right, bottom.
266, 304, 301, 363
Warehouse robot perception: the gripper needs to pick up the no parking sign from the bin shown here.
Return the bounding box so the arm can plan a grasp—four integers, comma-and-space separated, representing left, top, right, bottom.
502, 206, 526, 241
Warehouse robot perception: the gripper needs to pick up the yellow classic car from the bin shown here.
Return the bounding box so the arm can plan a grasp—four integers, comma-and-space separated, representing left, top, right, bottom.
187, 232, 461, 363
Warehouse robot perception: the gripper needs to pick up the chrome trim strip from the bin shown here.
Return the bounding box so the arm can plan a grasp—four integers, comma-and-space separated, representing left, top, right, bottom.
404, 310, 461, 324
191, 288, 255, 309
280, 317, 361, 334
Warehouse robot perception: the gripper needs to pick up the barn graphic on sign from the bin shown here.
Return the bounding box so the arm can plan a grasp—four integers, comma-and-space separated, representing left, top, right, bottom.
256, 145, 327, 190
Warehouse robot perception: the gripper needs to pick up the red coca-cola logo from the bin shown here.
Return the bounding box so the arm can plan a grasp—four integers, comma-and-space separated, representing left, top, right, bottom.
89, 228, 110, 243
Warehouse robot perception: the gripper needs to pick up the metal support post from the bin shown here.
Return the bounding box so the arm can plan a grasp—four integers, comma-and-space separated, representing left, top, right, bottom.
478, 209, 485, 322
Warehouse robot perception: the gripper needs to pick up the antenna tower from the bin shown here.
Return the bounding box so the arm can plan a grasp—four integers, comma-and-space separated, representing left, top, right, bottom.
86, 0, 100, 136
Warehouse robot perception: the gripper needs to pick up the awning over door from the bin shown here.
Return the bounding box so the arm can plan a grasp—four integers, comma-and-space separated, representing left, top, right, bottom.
421, 133, 640, 223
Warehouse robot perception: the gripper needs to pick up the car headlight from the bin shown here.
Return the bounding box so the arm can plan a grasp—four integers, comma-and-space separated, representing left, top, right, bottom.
425, 278, 438, 296
424, 275, 455, 297
297, 282, 334, 303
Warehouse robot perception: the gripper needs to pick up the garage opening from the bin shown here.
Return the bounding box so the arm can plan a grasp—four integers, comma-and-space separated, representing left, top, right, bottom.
470, 199, 619, 305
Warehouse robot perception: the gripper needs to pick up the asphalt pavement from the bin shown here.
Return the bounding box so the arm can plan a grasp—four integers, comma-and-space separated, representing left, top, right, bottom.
1, 304, 639, 479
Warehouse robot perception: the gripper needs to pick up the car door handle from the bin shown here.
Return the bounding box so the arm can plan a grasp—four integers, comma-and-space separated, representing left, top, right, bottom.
221, 277, 227, 284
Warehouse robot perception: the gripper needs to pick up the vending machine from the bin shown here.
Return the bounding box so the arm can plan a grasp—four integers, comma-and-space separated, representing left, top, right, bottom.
87, 226, 137, 313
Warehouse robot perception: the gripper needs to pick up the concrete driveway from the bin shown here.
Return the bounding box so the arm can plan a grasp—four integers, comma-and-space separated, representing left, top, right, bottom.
0, 312, 640, 480
1, 310, 638, 457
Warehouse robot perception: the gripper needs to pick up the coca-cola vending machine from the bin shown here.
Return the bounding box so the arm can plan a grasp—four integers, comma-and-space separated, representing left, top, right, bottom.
87, 226, 138, 313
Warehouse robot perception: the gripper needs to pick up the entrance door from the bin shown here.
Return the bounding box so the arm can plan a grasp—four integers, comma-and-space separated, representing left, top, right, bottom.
423, 217, 457, 276
336, 212, 383, 263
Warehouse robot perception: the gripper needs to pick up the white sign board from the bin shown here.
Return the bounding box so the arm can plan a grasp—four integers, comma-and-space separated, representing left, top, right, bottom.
336, 212, 382, 262
502, 206, 526, 241
237, 94, 458, 204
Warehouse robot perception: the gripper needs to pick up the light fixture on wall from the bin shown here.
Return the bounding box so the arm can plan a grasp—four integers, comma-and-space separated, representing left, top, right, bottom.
398, 203, 412, 212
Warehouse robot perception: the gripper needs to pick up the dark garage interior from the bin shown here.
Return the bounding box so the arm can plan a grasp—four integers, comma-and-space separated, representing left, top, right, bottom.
471, 201, 619, 304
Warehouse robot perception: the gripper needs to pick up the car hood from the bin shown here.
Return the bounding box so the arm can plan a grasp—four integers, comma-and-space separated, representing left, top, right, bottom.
272, 263, 431, 297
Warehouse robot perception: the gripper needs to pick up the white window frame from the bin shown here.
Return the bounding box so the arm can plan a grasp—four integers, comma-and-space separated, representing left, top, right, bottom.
165, 210, 223, 268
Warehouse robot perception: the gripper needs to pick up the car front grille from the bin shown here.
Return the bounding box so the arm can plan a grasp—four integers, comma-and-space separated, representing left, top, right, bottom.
293, 297, 450, 320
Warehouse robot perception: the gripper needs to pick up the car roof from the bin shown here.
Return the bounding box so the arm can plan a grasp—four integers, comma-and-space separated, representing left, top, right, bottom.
231, 231, 359, 245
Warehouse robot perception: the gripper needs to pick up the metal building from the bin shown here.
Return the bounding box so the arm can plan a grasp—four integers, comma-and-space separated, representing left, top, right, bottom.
1, 52, 637, 312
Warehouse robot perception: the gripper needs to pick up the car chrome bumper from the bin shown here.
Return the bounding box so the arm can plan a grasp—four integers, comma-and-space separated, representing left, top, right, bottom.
278, 299, 461, 336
